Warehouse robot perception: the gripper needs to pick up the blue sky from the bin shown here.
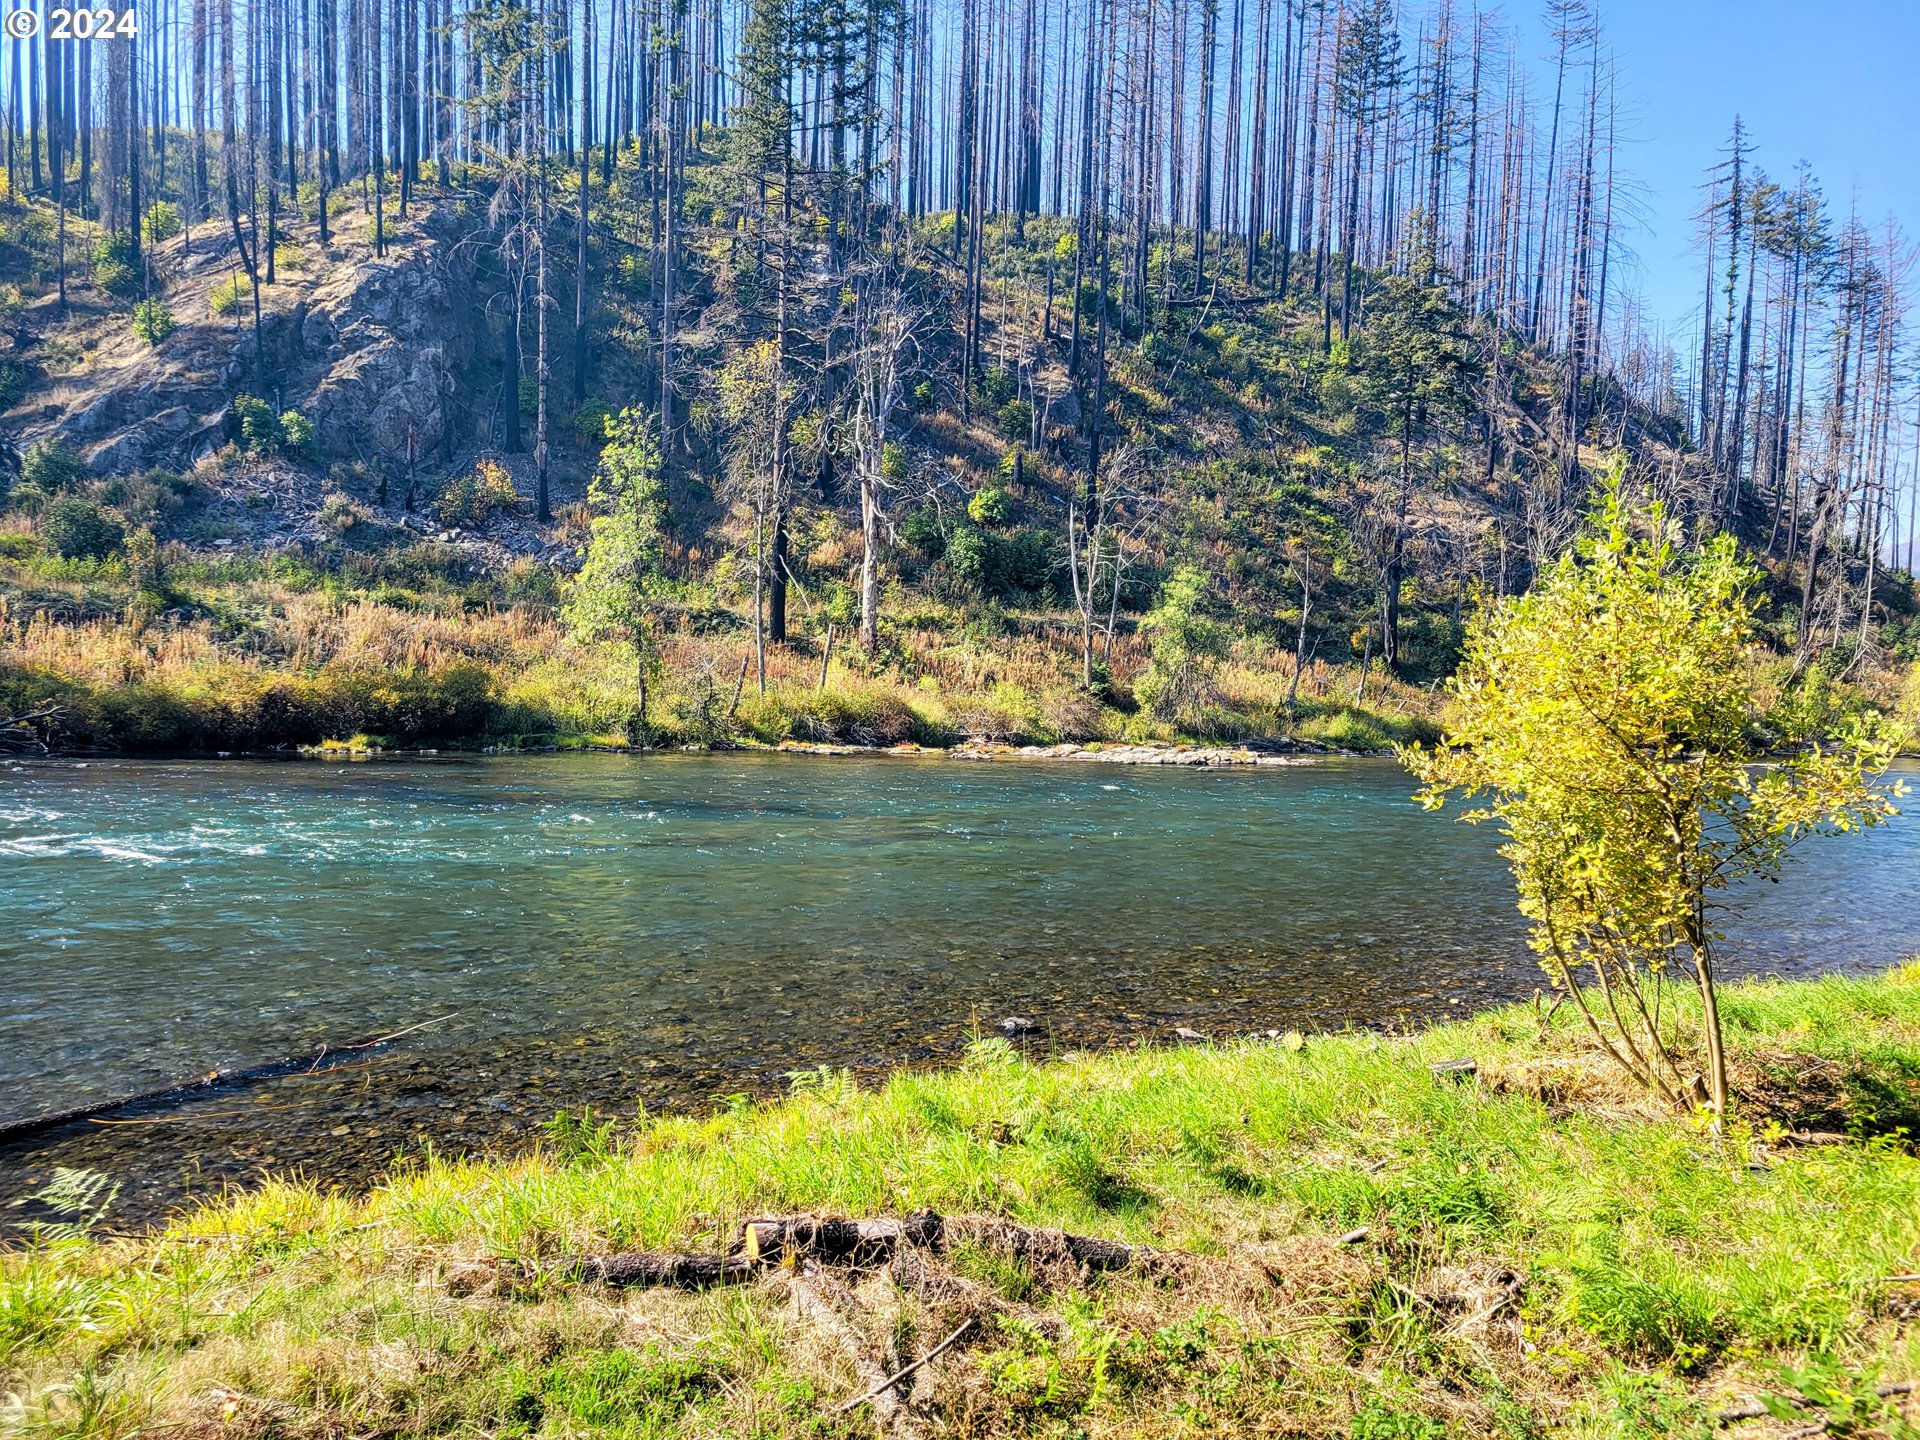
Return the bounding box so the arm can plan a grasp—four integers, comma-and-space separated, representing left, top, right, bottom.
1587, 0, 1920, 341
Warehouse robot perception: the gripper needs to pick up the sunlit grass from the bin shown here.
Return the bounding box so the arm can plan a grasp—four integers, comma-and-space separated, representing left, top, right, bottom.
5, 967, 1918, 1436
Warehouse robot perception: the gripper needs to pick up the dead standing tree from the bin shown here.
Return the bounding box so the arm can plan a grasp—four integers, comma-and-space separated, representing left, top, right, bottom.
1066, 442, 1163, 686
845, 242, 927, 654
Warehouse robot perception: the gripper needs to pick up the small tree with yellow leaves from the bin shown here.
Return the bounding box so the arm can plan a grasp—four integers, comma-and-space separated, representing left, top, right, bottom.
1407, 464, 1905, 1126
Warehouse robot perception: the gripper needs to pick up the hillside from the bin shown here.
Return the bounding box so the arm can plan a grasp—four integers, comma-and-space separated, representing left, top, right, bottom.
0, 153, 1914, 756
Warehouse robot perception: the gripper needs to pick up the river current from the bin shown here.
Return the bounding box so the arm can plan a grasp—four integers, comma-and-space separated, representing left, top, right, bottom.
3, 753, 1915, 1226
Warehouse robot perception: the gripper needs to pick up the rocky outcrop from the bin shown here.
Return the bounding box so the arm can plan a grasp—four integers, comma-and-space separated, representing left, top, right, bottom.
297, 254, 463, 461
6, 212, 491, 477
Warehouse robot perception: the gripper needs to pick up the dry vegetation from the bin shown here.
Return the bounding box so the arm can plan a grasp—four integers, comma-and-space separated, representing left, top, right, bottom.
0, 526, 1448, 753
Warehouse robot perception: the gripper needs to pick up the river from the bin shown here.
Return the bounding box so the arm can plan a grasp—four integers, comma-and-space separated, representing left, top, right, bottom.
3, 753, 1916, 1227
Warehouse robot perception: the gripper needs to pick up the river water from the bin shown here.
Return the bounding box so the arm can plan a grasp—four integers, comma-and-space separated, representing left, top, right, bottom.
3, 753, 1916, 1227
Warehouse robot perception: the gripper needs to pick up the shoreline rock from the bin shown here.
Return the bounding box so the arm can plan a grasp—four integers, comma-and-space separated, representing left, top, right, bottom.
21, 736, 1358, 764
763, 738, 1343, 764
947, 738, 1337, 765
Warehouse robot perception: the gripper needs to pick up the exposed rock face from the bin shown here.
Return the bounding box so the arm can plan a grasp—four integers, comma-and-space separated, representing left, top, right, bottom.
299, 256, 460, 462
7, 213, 490, 476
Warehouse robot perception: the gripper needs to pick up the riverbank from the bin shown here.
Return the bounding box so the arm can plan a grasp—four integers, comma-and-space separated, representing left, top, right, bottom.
0, 532, 1455, 758
6, 966, 1918, 1438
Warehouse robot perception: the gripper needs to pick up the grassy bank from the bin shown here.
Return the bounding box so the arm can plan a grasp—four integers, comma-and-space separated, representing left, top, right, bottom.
5, 967, 1920, 1438
0, 537, 1444, 754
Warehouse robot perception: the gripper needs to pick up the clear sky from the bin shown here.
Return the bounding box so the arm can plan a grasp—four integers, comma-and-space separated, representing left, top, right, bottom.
1575, 0, 1920, 344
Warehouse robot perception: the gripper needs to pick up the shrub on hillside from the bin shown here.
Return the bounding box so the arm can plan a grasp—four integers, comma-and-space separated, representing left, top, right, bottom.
975, 365, 1015, 409
438, 459, 519, 528
570, 398, 614, 443
209, 273, 253, 316
22, 438, 87, 493
142, 201, 183, 244
131, 298, 177, 346
19, 439, 87, 500
998, 397, 1033, 441
898, 507, 945, 559
946, 525, 988, 585
995, 527, 1055, 594
90, 234, 139, 296
92, 468, 195, 530
318, 490, 377, 536
280, 410, 315, 452
125, 525, 162, 595
228, 395, 313, 455
945, 523, 1055, 599
966, 485, 1012, 527
41, 496, 125, 560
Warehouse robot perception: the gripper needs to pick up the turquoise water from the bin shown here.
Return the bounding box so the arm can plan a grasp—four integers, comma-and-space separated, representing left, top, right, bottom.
3, 753, 1915, 1225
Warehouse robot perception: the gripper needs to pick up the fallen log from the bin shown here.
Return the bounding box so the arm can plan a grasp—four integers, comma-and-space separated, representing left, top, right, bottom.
0, 703, 62, 754
547, 1211, 1149, 1294
941, 1215, 1144, 1273
0, 1014, 459, 1146
739, 1210, 1144, 1272
740, 1212, 945, 1264
547, 1252, 753, 1289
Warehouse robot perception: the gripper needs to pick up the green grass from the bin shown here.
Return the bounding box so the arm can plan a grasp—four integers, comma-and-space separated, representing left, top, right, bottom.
5, 965, 1920, 1437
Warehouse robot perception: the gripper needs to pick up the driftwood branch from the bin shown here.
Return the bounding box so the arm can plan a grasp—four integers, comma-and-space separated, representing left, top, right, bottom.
0, 1014, 459, 1145
835, 1315, 977, 1415
0, 703, 62, 754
